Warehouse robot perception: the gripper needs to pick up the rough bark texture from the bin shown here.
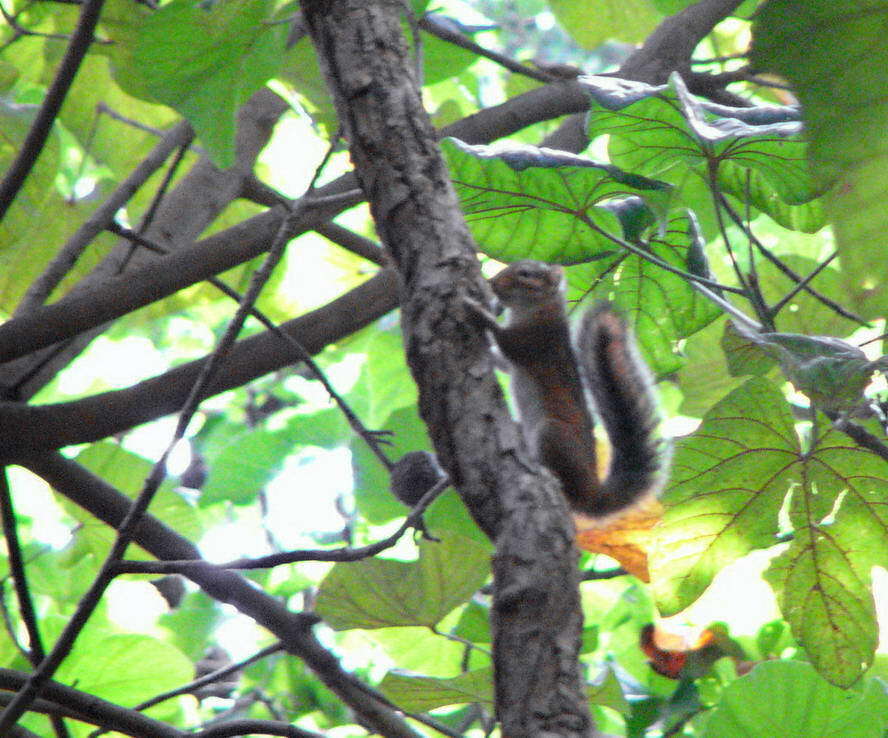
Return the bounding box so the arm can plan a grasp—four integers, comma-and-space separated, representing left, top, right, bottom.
301, 2, 592, 735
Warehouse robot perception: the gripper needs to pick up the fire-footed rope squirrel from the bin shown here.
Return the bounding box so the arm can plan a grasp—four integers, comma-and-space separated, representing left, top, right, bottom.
466, 260, 664, 518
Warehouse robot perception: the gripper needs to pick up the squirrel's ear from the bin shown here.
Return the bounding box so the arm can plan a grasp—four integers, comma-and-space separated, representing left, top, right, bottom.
550, 264, 566, 288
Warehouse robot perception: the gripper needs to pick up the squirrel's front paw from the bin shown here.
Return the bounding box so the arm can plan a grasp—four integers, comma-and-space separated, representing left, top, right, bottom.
462, 295, 499, 330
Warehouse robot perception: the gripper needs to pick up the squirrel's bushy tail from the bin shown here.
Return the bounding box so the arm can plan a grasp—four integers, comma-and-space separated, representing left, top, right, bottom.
577, 303, 665, 515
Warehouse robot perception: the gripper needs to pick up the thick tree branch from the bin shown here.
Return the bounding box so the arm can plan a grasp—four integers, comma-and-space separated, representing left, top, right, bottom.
0, 669, 181, 737
189, 722, 323, 738
0, 204, 309, 728
0, 268, 398, 459
620, 0, 746, 85
542, 0, 749, 155
2, 88, 290, 400
302, 2, 592, 735
16, 452, 423, 738
0, 191, 361, 366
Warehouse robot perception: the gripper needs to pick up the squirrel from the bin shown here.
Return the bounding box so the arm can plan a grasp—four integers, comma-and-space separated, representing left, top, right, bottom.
465, 259, 664, 519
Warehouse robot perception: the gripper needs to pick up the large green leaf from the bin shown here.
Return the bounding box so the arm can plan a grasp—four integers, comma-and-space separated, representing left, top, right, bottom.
379, 667, 493, 711
653, 378, 887, 685
158, 591, 223, 662
71, 443, 203, 555
565, 211, 721, 376
764, 420, 887, 686
652, 377, 807, 605
316, 533, 490, 629
582, 74, 824, 231
751, 1, 888, 311
56, 633, 192, 720
549, 0, 660, 47
442, 136, 672, 264
127, 0, 287, 168
199, 407, 349, 506
279, 37, 338, 135
705, 661, 888, 737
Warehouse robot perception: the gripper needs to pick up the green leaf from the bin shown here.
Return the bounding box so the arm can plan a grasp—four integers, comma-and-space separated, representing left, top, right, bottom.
316, 533, 490, 629
752, 332, 876, 412
549, 0, 660, 48
652, 378, 801, 612
588, 666, 630, 715
72, 443, 203, 553
130, 0, 287, 168
200, 407, 348, 506
280, 37, 338, 135
453, 599, 491, 644
419, 29, 478, 85
763, 420, 888, 686
56, 633, 192, 709
370, 626, 469, 676
677, 319, 745, 415
758, 255, 851, 338
582, 74, 823, 231
159, 591, 223, 662
565, 211, 721, 376
653, 377, 888, 685
751, 1, 888, 309
721, 321, 776, 378
441, 136, 672, 264
705, 661, 888, 738
360, 328, 418, 428
379, 667, 493, 711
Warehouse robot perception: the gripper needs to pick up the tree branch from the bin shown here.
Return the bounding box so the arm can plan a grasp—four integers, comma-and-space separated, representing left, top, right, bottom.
0, 0, 105, 221
0, 190, 361, 366
0, 191, 308, 728
0, 669, 182, 737
0, 267, 398, 459
14, 122, 194, 315
113, 473, 449, 575
302, 3, 592, 735
0, 471, 71, 738
16, 452, 424, 738
189, 721, 323, 738
418, 14, 552, 83
1, 87, 290, 400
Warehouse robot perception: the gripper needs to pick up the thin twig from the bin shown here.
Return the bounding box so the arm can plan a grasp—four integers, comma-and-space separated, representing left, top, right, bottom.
0, 164, 301, 733
0, 471, 71, 738
0, 1, 71, 47
14, 121, 194, 314
112, 473, 450, 575
0, 0, 106, 221
829, 414, 888, 463
87, 643, 286, 737
117, 141, 192, 274
0, 581, 30, 660
105, 221, 394, 471
419, 14, 552, 83
579, 567, 626, 582
716, 193, 868, 326
706, 161, 760, 319
768, 251, 838, 320
576, 213, 746, 295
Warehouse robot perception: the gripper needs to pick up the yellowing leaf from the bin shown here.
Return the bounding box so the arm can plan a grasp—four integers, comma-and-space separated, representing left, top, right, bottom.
575, 494, 663, 581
